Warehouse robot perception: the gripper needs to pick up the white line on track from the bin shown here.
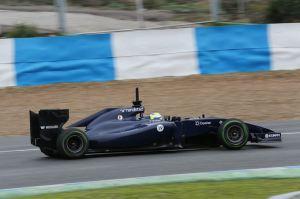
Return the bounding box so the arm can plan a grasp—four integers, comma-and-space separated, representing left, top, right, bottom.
282, 132, 300, 135
0, 149, 38, 154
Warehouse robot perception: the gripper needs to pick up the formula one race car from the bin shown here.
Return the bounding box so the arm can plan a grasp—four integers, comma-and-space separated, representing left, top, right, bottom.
30, 88, 281, 159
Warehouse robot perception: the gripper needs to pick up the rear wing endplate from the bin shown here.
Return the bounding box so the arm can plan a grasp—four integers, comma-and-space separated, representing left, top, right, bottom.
29, 109, 69, 146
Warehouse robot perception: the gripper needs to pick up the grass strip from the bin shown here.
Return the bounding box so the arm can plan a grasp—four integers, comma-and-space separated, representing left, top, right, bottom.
15, 178, 300, 199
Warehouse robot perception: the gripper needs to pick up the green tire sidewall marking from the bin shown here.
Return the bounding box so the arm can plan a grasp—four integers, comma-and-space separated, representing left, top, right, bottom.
219, 119, 249, 148
57, 128, 89, 158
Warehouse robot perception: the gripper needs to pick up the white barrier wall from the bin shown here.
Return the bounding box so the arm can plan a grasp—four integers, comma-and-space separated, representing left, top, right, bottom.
0, 39, 15, 87
112, 28, 199, 80
0, 23, 300, 88
269, 23, 300, 71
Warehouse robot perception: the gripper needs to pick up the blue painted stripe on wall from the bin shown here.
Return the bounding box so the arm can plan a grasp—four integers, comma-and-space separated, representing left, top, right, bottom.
195, 25, 271, 74
15, 34, 114, 86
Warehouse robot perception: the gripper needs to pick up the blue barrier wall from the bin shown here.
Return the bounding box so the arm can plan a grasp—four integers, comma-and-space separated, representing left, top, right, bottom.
0, 23, 300, 87
15, 34, 114, 86
195, 25, 271, 74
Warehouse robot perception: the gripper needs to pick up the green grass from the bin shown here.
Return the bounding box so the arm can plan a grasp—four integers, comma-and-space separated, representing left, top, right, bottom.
15, 178, 300, 199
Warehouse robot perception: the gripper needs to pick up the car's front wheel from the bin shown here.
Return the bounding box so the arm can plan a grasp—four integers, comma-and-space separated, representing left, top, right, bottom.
56, 128, 89, 159
218, 119, 249, 150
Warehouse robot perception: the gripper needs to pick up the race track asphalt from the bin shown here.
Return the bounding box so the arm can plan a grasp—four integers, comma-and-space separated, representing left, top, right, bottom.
0, 120, 300, 189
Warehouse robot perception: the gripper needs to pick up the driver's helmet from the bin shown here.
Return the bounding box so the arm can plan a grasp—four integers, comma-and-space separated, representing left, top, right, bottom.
149, 112, 163, 121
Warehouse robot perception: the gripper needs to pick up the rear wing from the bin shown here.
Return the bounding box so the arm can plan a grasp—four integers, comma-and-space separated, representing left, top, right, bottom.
29, 109, 69, 146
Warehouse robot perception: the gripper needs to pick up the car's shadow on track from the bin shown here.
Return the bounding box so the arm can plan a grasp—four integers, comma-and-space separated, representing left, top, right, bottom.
81, 144, 281, 159
245, 144, 280, 149
37, 144, 281, 161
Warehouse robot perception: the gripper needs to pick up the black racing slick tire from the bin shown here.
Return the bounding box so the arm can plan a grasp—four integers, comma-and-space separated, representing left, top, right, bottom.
56, 128, 89, 159
218, 119, 249, 150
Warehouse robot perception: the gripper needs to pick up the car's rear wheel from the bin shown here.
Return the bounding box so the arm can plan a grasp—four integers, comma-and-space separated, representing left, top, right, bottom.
56, 128, 89, 159
218, 119, 249, 150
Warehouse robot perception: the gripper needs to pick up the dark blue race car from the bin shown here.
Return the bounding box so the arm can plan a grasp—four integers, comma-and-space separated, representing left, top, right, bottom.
30, 88, 281, 159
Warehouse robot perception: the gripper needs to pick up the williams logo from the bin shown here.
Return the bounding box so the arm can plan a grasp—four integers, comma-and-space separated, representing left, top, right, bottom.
120, 107, 144, 113
41, 125, 59, 130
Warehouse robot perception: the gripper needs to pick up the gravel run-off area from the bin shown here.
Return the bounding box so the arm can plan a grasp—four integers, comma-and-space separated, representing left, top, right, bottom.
0, 70, 299, 135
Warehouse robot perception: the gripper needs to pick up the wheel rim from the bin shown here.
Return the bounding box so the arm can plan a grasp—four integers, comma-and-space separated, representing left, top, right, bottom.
66, 135, 84, 153
225, 125, 244, 145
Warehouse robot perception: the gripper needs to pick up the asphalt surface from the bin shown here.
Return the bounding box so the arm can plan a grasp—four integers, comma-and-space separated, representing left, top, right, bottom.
0, 120, 300, 189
